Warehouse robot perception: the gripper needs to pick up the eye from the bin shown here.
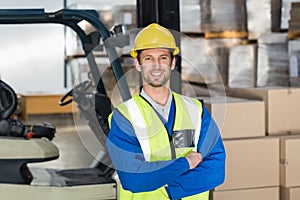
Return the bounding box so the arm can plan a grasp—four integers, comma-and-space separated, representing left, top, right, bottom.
161, 55, 170, 61
143, 56, 151, 61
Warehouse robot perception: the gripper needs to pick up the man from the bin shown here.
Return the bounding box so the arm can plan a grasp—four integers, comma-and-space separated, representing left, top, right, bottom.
106, 23, 226, 200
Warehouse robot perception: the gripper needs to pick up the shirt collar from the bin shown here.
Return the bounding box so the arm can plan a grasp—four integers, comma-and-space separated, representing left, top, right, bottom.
140, 88, 173, 120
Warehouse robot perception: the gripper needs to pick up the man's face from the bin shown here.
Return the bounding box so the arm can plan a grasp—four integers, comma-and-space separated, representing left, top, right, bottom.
135, 48, 176, 87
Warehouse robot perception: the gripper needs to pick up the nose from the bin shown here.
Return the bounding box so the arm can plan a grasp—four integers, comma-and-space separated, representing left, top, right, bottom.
153, 59, 161, 69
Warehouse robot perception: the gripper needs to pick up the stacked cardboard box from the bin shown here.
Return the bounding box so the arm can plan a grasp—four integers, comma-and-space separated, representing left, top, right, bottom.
229, 87, 300, 135
211, 187, 279, 200
202, 96, 265, 139
280, 136, 300, 200
211, 137, 280, 200
281, 187, 300, 200
225, 87, 300, 200
202, 87, 300, 199
200, 95, 279, 200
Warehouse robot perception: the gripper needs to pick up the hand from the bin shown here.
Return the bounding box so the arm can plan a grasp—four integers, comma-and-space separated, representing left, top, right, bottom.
185, 151, 202, 169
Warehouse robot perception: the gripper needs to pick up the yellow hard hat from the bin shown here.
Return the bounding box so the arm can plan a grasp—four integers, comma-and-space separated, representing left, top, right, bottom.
130, 23, 180, 58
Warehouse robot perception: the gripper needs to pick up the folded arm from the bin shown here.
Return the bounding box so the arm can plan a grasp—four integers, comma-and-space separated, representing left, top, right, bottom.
166, 105, 226, 199
106, 109, 191, 192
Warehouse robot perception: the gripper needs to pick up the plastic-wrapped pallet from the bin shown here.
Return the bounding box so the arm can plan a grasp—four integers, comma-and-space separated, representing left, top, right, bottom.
181, 36, 216, 85
246, 0, 281, 39
112, 5, 136, 30
288, 39, 300, 87
228, 44, 257, 88
257, 33, 289, 87
200, 0, 247, 33
181, 36, 243, 86
180, 0, 201, 33
281, 0, 300, 30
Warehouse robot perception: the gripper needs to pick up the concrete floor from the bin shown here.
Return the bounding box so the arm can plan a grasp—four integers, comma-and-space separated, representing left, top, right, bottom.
25, 113, 103, 185
27, 113, 95, 170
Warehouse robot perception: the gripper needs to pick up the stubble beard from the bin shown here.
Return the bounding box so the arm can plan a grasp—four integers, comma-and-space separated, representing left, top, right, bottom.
141, 67, 171, 88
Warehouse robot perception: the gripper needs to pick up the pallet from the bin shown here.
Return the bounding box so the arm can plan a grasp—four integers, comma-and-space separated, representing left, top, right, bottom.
20, 93, 77, 121
184, 31, 248, 39
288, 30, 300, 39
204, 31, 248, 39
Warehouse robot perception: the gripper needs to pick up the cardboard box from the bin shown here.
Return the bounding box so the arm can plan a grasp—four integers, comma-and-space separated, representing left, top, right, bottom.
202, 96, 265, 139
229, 87, 300, 135
210, 187, 279, 200
281, 186, 300, 200
215, 137, 279, 190
20, 93, 76, 121
280, 135, 300, 187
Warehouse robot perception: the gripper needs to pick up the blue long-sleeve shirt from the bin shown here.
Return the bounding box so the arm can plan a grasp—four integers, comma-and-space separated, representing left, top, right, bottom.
106, 99, 226, 200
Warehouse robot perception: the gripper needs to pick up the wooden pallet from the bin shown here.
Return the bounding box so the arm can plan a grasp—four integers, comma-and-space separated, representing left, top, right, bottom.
184, 31, 248, 39
288, 30, 300, 39
20, 93, 77, 121
204, 31, 248, 39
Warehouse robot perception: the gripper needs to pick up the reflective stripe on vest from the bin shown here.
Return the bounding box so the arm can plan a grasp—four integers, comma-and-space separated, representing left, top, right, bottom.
116, 92, 208, 200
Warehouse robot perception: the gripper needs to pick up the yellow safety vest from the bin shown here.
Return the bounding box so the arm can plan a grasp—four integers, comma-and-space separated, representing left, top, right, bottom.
114, 92, 209, 200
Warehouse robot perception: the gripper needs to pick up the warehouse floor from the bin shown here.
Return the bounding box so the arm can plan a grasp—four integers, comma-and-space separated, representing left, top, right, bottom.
26, 114, 97, 184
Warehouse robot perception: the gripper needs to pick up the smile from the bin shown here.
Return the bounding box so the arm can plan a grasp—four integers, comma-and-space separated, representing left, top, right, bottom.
150, 71, 163, 77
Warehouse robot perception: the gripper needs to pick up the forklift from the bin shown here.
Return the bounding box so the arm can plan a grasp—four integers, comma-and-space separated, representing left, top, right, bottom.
0, 8, 132, 200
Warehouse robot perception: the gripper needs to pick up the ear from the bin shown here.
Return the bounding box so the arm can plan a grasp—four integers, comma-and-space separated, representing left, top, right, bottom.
135, 58, 141, 72
171, 57, 176, 70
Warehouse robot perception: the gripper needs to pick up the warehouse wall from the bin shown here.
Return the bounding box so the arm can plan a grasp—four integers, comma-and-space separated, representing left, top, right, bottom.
0, 0, 65, 93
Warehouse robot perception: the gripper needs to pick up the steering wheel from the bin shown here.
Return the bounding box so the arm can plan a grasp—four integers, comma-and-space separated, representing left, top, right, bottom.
59, 80, 91, 106
0, 80, 18, 119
